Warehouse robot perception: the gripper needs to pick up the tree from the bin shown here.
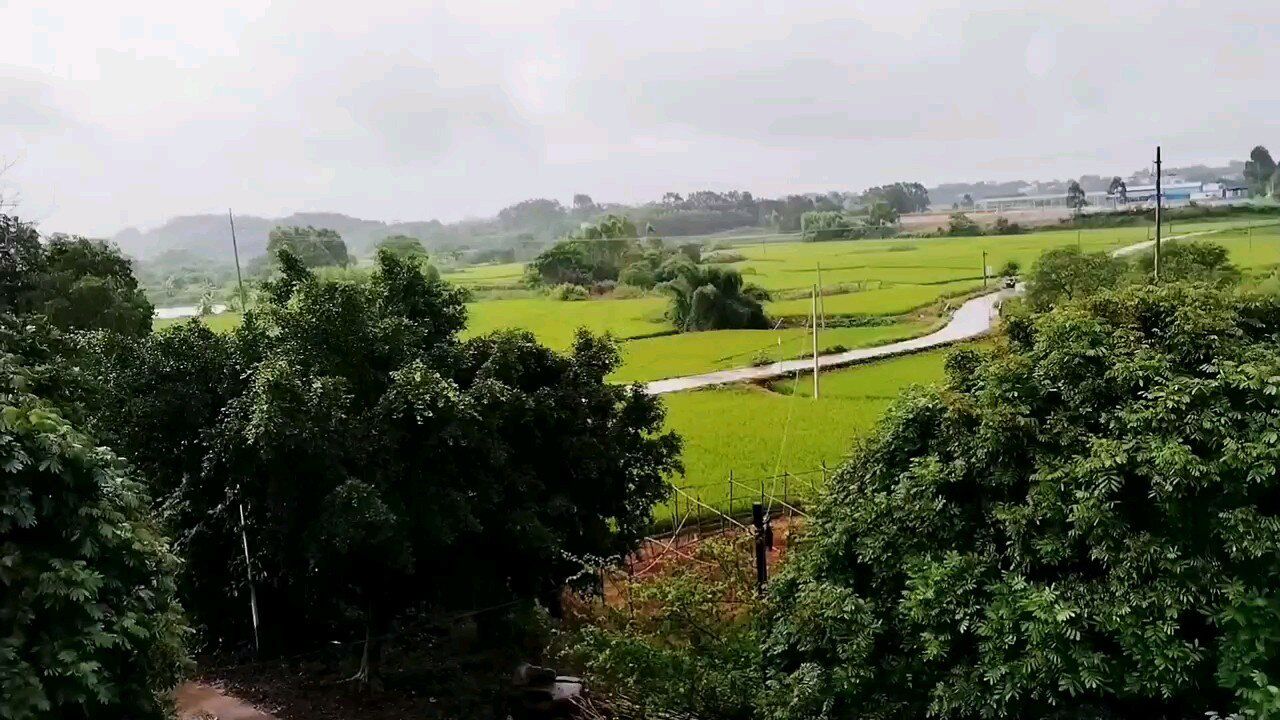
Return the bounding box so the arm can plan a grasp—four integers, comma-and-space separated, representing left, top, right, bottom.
619, 262, 657, 289
997, 259, 1020, 277
1108, 176, 1128, 202
265, 226, 350, 269
375, 234, 428, 260
0, 356, 189, 720
87, 250, 682, 685
572, 193, 597, 213
960, 193, 974, 209
0, 219, 153, 337
863, 183, 930, 214
527, 242, 592, 286
1134, 239, 1241, 285
1066, 179, 1087, 212
661, 264, 768, 331
867, 201, 900, 227
1024, 246, 1128, 311
766, 284, 1280, 719
946, 212, 981, 236
801, 211, 860, 241
1244, 146, 1277, 196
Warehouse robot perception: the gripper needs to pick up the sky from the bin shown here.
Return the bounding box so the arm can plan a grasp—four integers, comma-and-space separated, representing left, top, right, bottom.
0, 0, 1275, 236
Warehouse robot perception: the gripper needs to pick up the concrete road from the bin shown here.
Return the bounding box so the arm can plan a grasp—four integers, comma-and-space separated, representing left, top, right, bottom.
644, 288, 1012, 394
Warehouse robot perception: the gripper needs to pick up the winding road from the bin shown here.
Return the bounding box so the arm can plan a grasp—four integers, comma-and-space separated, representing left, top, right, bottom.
644, 225, 1257, 395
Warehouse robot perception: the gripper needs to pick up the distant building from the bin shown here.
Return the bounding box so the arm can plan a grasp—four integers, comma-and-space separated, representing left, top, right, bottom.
974, 180, 1252, 212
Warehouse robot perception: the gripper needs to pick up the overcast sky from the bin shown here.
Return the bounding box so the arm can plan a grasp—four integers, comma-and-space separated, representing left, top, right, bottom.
1, 1, 1275, 236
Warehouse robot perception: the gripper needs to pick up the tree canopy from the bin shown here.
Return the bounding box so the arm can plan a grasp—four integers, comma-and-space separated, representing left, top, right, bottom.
863, 183, 930, 214
766, 283, 1280, 719
1024, 246, 1128, 311
661, 264, 769, 331
1245, 146, 1277, 196
375, 234, 429, 260
265, 225, 351, 269
0, 216, 153, 336
81, 249, 682, 679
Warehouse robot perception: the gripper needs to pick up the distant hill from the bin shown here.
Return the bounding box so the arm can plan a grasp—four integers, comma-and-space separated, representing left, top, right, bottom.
112, 212, 402, 262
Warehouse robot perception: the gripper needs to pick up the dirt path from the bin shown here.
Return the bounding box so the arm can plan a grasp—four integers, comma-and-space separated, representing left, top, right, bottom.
176, 682, 278, 720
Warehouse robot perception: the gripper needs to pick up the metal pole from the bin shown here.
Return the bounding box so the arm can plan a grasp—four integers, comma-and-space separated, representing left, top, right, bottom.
728, 470, 734, 520
228, 210, 248, 312
1154, 146, 1163, 282
816, 262, 825, 330
811, 285, 820, 399
238, 502, 260, 654
981, 250, 988, 288
752, 503, 768, 596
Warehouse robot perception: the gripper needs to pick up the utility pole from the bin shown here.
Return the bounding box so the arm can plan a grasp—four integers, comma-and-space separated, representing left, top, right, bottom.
981, 250, 988, 288
811, 285, 820, 399
228, 210, 248, 312
816, 262, 825, 330
1154, 146, 1163, 282
238, 501, 260, 654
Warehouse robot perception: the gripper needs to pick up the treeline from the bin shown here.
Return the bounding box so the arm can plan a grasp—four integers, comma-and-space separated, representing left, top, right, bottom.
0, 213, 685, 719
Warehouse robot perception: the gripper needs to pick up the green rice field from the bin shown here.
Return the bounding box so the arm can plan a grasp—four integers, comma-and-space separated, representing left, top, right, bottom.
656, 347, 956, 521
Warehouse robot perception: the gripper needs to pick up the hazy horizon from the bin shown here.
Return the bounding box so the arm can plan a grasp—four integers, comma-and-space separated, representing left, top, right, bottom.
2, 1, 1275, 236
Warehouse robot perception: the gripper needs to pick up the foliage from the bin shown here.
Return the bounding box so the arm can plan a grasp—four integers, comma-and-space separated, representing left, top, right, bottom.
1067, 179, 1088, 211
527, 242, 592, 286
867, 201, 901, 226
997, 259, 1021, 277
265, 225, 351, 269
1024, 246, 1128, 311
863, 182, 930, 214
0, 356, 189, 720
946, 212, 981, 236
0, 218, 153, 337
1108, 176, 1128, 202
553, 283, 590, 301
991, 216, 1024, 235
703, 250, 746, 264
1244, 146, 1277, 196
619, 262, 657, 290
84, 250, 682, 674
661, 264, 769, 332
562, 538, 763, 720
802, 211, 861, 241
1134, 239, 1241, 285
766, 284, 1280, 719
375, 234, 429, 260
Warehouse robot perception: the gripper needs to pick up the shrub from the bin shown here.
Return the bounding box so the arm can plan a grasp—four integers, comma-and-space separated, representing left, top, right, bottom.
590, 280, 617, 296
0, 371, 190, 720
702, 250, 746, 264
619, 262, 657, 289
991, 216, 1024, 235
767, 284, 1280, 719
552, 283, 590, 301
662, 265, 769, 331
612, 284, 647, 299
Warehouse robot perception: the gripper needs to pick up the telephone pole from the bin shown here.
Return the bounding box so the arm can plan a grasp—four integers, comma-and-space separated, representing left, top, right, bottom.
981, 250, 988, 288
811, 285, 820, 399
229, 210, 248, 311
1154, 146, 1163, 282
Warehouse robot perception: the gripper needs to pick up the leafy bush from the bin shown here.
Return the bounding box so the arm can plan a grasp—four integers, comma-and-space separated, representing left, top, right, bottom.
991, 216, 1025, 235
767, 284, 1280, 719
1133, 239, 1241, 285
0, 363, 189, 720
997, 259, 1021, 277
1024, 246, 1128, 311
702, 250, 746, 264
661, 265, 769, 331
562, 538, 762, 720
619, 262, 657, 289
553, 283, 590, 301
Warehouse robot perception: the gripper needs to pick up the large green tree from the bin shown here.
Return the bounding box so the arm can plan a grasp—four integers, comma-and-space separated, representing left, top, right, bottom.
662, 264, 769, 331
1244, 146, 1276, 196
766, 283, 1280, 719
0, 354, 189, 720
84, 249, 682, 683
1024, 246, 1128, 311
0, 217, 153, 336
264, 225, 351, 269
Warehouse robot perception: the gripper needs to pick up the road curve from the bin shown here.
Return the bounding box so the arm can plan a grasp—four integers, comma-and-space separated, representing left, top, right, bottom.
643, 224, 1266, 395
644, 288, 1012, 394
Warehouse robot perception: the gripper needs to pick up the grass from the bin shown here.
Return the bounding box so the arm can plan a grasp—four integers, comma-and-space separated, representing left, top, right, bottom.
611, 321, 936, 382
463, 296, 671, 349
656, 346, 955, 522
766, 279, 984, 317
153, 312, 244, 332
439, 261, 526, 288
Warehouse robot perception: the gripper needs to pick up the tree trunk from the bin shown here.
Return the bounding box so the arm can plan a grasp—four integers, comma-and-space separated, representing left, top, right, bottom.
350, 599, 385, 692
